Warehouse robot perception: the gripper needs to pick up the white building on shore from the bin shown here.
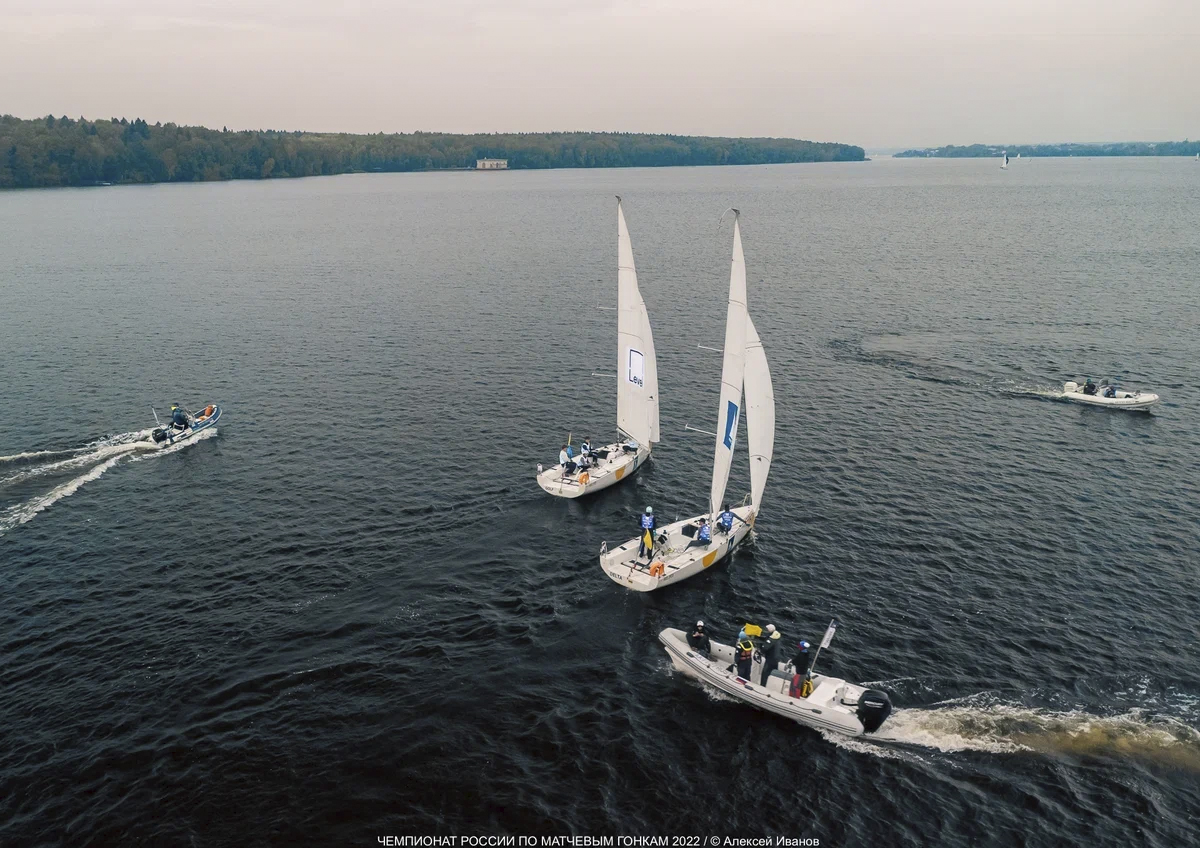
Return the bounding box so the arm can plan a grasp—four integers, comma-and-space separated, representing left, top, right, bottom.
476, 158, 508, 170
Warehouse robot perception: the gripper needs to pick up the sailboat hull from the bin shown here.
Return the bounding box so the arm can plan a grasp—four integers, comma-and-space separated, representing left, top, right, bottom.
600, 505, 756, 591
537, 444, 649, 499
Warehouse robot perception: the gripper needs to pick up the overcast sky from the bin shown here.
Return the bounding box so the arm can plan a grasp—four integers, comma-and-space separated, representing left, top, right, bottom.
2, 0, 1198, 147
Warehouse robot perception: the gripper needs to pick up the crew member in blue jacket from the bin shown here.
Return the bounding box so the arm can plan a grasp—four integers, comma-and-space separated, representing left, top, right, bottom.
717, 504, 735, 534
170, 405, 189, 430
638, 506, 656, 560
686, 518, 711, 549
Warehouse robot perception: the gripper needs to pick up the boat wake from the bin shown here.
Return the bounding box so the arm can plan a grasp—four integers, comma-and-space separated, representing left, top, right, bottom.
0, 428, 215, 537
830, 337, 1070, 402
826, 700, 1200, 769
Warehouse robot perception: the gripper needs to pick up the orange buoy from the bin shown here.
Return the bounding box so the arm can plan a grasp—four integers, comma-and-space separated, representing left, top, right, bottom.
649, 561, 665, 577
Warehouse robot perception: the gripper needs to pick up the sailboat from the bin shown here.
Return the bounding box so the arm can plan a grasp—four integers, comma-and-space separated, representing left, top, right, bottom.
1001, 151, 1009, 169
536, 198, 659, 498
600, 211, 774, 591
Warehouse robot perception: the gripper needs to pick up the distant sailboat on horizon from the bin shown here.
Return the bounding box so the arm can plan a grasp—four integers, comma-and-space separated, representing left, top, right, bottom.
1001, 151, 1009, 170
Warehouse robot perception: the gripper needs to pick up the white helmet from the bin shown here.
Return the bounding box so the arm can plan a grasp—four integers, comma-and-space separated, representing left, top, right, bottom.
765, 624, 776, 634
696, 620, 704, 628
645, 506, 653, 514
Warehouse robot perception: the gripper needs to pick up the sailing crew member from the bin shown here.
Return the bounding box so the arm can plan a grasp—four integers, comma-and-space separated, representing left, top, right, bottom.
1083, 378, 1097, 396
170, 405, 189, 430
687, 620, 711, 656
790, 640, 811, 673
638, 506, 656, 560
735, 634, 755, 680
577, 438, 595, 469
686, 518, 711, 549
759, 624, 782, 685
559, 445, 577, 474
717, 504, 735, 534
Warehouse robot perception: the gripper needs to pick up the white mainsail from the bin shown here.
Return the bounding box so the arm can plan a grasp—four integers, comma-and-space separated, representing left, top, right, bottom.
709, 213, 748, 518
616, 198, 659, 448
744, 316, 774, 509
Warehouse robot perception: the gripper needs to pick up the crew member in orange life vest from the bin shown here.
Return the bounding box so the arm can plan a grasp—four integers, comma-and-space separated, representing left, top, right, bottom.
735, 634, 755, 680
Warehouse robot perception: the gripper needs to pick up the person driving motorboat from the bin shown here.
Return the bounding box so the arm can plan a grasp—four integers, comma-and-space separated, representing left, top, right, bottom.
170, 404, 190, 430
1082, 378, 1097, 396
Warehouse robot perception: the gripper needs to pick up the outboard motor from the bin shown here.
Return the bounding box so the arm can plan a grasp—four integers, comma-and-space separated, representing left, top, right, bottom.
856, 689, 892, 733
1063, 381, 1078, 394
151, 428, 168, 444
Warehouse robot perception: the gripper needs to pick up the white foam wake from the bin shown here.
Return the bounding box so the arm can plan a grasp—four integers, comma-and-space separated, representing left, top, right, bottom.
0, 442, 148, 486
0, 452, 127, 537
0, 427, 215, 537
129, 427, 216, 461
826, 702, 1200, 769
0, 448, 80, 464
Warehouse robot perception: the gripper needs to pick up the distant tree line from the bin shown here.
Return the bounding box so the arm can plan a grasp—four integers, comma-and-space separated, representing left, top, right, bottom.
0, 114, 865, 188
895, 141, 1200, 158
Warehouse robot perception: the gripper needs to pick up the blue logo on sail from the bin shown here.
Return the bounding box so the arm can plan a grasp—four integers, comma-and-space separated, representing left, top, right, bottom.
723, 400, 739, 449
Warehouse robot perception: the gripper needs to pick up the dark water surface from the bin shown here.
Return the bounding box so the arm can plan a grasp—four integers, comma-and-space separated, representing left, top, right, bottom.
2, 158, 1198, 846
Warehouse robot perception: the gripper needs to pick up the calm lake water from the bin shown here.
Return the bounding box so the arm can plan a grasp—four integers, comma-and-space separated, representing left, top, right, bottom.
1, 157, 1199, 846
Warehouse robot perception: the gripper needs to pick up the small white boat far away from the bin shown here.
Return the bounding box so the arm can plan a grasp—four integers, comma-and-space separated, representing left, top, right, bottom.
659, 618, 893, 737
536, 198, 659, 498
1061, 379, 1159, 411
600, 211, 774, 591
1001, 151, 1009, 169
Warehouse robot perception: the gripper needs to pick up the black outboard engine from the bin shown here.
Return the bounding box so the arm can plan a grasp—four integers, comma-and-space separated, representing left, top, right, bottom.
856, 689, 892, 733
151, 428, 168, 444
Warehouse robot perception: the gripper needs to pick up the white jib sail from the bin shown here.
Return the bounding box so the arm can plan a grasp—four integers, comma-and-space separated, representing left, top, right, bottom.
709, 213, 748, 518
616, 198, 659, 447
744, 315, 774, 510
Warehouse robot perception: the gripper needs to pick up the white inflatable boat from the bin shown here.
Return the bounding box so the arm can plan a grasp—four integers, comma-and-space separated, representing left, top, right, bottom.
142, 404, 222, 448
1062, 381, 1159, 411
659, 626, 892, 737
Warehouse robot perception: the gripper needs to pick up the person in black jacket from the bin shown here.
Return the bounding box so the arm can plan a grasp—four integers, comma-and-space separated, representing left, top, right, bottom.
759, 624, 782, 686
687, 620, 711, 656
790, 640, 811, 673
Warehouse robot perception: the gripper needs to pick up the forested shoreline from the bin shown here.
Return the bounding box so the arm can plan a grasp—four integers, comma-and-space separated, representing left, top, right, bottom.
896, 141, 1200, 158
0, 114, 864, 188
